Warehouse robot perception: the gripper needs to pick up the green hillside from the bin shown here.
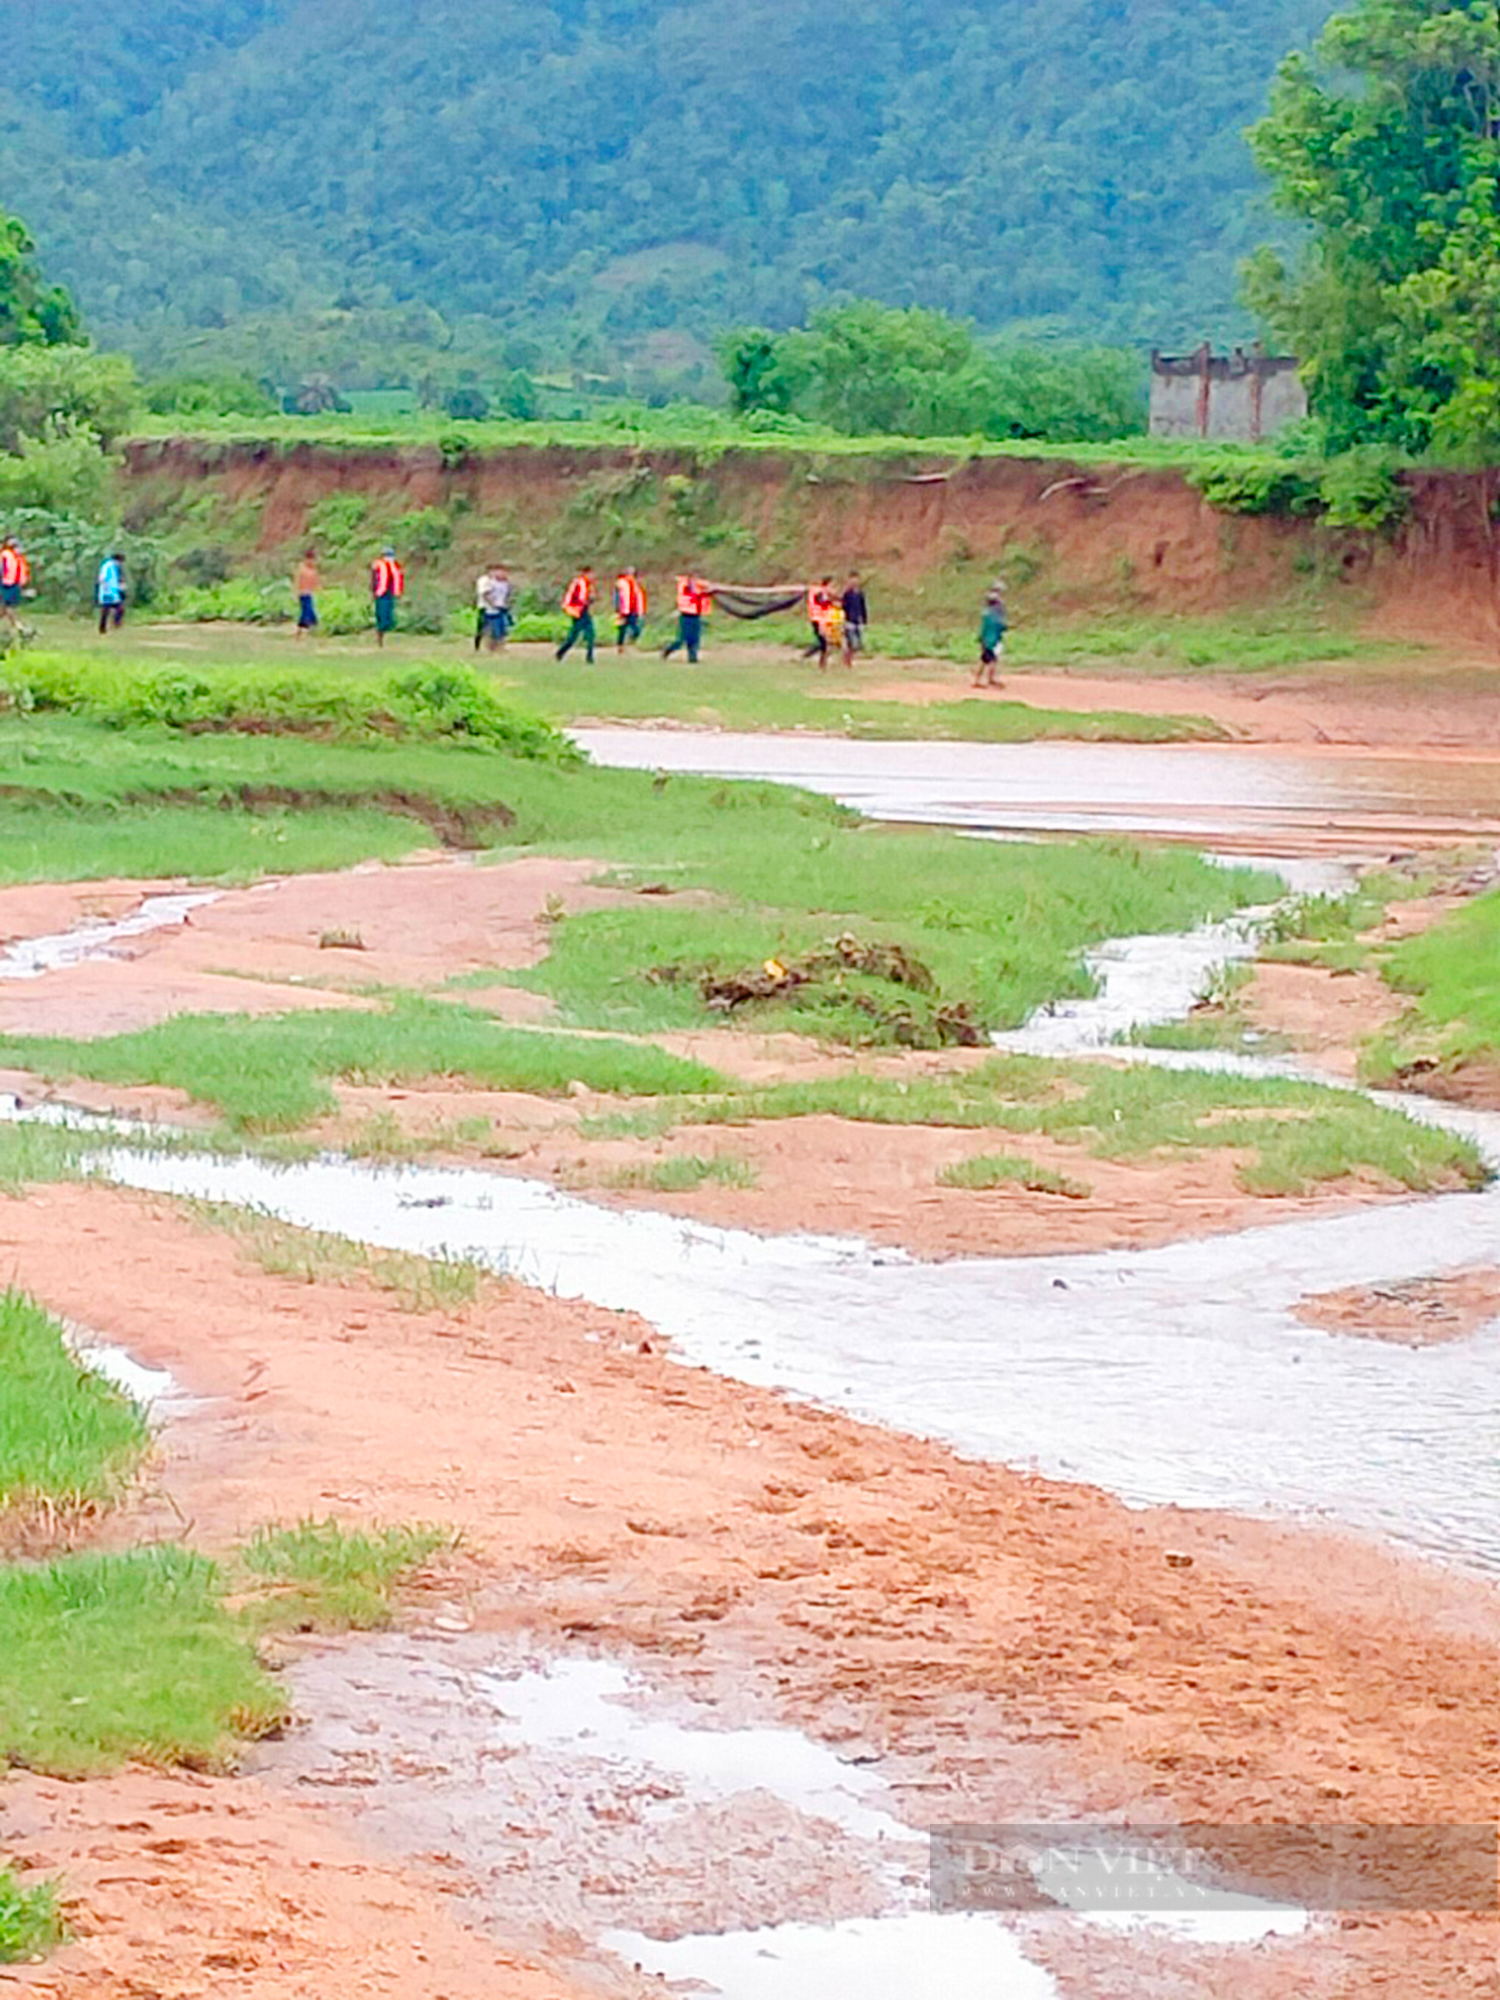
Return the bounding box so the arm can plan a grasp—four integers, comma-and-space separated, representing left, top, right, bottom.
5, 0, 1332, 386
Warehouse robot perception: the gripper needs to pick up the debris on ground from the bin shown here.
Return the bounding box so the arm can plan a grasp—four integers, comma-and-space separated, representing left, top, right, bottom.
649, 933, 984, 1047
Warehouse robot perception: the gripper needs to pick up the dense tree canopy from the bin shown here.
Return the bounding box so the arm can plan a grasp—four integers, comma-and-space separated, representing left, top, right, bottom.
723, 303, 1144, 439
0, 212, 84, 348
2, 0, 1336, 385
1248, 0, 1500, 457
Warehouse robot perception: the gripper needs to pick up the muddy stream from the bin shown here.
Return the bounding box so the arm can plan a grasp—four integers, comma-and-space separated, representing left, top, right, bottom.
575, 726, 1500, 851
14, 743, 1500, 1997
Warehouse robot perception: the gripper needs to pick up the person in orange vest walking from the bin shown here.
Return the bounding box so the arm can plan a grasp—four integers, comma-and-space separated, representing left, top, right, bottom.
613, 566, 646, 652
801, 576, 835, 663
370, 546, 405, 646
0, 537, 31, 637
556, 566, 597, 663
662, 573, 712, 663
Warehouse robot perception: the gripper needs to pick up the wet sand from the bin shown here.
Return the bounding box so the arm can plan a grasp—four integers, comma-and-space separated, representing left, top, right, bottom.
1, 748, 1498, 1994
1, 1182, 1498, 1996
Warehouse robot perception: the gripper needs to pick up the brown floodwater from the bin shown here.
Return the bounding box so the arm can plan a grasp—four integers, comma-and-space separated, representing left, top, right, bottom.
574, 729, 1500, 852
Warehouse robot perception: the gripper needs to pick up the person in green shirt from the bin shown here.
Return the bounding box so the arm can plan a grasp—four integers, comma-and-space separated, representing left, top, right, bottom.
974, 583, 1007, 689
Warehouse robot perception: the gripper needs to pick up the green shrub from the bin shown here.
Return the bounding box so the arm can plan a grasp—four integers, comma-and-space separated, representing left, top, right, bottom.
389, 506, 453, 556
1191, 450, 1324, 517
304, 491, 369, 555
1318, 446, 1409, 531
0, 654, 581, 762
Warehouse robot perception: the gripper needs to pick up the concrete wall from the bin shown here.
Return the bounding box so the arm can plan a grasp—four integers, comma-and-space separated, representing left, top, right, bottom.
1150, 347, 1306, 442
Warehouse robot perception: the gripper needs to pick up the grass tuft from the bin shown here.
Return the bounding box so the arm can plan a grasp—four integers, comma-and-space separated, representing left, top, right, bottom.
187, 1201, 495, 1310
0, 1870, 65, 1963
1367, 886, 1500, 1084
938, 1153, 1091, 1196
238, 1518, 449, 1635
604, 1153, 758, 1192
0, 1289, 149, 1524
0, 1544, 287, 1776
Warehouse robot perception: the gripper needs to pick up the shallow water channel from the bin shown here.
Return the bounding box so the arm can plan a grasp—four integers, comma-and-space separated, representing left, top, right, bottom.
0, 890, 217, 980
17, 775, 1499, 1996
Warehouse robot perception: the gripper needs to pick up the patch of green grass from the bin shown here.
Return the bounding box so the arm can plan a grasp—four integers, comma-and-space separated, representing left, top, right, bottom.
1366, 887, 1500, 1084
1129, 959, 1289, 1056
604, 1153, 758, 1192
0, 1545, 286, 1776
0, 1000, 730, 1133
0, 1289, 149, 1521
514, 831, 1276, 1045
0, 1522, 444, 1781
238, 1519, 448, 1635
1032, 612, 1398, 675
657, 1056, 1484, 1196
0, 1869, 65, 1963
937, 1153, 1091, 1196
0, 799, 421, 887
576, 1106, 678, 1140
186, 1200, 495, 1310
1131, 1015, 1290, 1055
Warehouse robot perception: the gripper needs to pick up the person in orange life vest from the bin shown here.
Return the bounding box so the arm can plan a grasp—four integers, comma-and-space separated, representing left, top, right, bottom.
662, 574, 712, 663
556, 567, 597, 663
801, 576, 835, 664
370, 547, 405, 646
0, 538, 28, 634
614, 567, 646, 652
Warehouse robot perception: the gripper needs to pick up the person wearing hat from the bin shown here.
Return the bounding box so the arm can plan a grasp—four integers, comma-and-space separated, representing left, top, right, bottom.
370, 546, 405, 647
974, 581, 1007, 690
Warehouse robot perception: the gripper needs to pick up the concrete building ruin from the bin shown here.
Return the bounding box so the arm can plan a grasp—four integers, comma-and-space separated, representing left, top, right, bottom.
1149, 345, 1306, 441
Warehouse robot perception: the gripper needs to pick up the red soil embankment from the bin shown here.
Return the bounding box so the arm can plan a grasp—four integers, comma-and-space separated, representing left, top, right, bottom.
122, 437, 1500, 638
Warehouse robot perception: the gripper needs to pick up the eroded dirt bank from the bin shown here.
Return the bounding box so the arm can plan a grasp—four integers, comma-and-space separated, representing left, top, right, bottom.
2, 1182, 1498, 1996
121, 435, 1500, 642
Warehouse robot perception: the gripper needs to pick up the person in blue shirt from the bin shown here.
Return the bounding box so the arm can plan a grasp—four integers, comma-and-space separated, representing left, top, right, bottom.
974, 582, 1006, 689
96, 553, 125, 634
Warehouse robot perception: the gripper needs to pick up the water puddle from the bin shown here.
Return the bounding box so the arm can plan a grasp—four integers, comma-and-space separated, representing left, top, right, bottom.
261, 1635, 1307, 2000
608, 1913, 1057, 1998
0, 890, 218, 981
479, 1655, 905, 1846
63, 1320, 191, 1416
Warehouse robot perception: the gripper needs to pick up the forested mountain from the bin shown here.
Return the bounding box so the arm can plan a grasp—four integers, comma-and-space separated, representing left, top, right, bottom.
5, 0, 1334, 386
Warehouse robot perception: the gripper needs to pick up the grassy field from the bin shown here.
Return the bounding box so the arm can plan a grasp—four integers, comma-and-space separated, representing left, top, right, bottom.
4, 617, 1231, 741
128, 409, 1295, 470
0, 654, 1277, 1039
0, 1276, 443, 1833
1366, 887, 1500, 1087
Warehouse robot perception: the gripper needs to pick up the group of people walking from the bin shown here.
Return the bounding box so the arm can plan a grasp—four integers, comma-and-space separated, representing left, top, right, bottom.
551, 567, 714, 665
2, 529, 1007, 683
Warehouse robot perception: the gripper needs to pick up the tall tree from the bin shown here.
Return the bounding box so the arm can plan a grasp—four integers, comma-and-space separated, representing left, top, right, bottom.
1247, 0, 1500, 457
0, 212, 84, 348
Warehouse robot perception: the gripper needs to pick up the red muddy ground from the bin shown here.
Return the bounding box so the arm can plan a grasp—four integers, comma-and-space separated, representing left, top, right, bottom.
0, 1185, 1496, 1997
